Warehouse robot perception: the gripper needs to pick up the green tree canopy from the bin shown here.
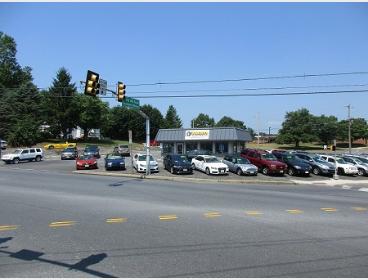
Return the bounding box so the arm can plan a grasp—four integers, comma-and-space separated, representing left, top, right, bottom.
313, 115, 338, 145
337, 118, 368, 142
164, 105, 182, 128
216, 116, 246, 129
277, 108, 316, 147
191, 113, 215, 128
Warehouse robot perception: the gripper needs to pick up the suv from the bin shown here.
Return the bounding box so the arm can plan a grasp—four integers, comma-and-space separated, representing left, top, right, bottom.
1, 148, 44, 164
117, 144, 130, 157
240, 148, 287, 175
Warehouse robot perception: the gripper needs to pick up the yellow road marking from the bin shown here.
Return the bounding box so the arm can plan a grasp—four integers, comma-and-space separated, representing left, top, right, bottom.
245, 211, 263, 216
106, 217, 127, 223
49, 220, 76, 228
286, 209, 304, 214
0, 225, 18, 231
204, 212, 221, 218
159, 215, 177, 221
352, 207, 367, 212
321, 208, 337, 212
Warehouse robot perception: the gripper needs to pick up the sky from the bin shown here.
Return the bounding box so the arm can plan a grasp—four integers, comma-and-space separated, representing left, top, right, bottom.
1, 2, 368, 132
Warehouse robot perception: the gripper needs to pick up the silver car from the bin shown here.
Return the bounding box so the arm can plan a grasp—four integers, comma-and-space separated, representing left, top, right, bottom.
342, 155, 368, 176
222, 155, 258, 176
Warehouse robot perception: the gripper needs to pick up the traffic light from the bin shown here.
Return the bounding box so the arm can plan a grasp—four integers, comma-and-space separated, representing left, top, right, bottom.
117, 82, 126, 102
84, 70, 100, 96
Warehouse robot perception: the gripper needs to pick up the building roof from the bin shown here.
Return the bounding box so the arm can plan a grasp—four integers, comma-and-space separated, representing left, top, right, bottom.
155, 127, 253, 142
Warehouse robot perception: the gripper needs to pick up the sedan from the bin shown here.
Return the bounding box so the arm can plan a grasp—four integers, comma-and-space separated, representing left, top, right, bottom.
163, 154, 193, 174
76, 155, 98, 170
222, 155, 258, 176
61, 147, 78, 160
105, 154, 126, 171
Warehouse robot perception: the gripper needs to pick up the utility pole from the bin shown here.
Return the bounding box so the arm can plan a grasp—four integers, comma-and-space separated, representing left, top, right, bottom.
256, 112, 260, 148
268, 126, 271, 143
346, 104, 352, 154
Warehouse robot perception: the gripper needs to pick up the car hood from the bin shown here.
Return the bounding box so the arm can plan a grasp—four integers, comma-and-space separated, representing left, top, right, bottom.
237, 163, 257, 169
266, 160, 285, 166
77, 159, 96, 164
285, 159, 310, 168
106, 158, 125, 163
206, 162, 228, 168
138, 160, 158, 165
173, 161, 191, 167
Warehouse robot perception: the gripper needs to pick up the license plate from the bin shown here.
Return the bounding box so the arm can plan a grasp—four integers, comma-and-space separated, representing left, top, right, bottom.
85, 164, 89, 167
220, 170, 224, 173
183, 169, 187, 172
280, 170, 284, 173
305, 171, 309, 173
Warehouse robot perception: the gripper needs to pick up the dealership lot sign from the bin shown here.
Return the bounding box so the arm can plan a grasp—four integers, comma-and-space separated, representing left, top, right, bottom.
185, 130, 210, 140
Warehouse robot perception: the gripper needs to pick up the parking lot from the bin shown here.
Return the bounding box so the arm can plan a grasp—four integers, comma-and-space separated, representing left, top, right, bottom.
1, 148, 368, 185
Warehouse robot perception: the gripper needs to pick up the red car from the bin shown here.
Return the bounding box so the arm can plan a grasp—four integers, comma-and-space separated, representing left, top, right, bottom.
240, 148, 287, 175
76, 154, 98, 170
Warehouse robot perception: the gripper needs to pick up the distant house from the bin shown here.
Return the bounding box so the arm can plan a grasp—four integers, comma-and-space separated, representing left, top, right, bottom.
68, 127, 101, 140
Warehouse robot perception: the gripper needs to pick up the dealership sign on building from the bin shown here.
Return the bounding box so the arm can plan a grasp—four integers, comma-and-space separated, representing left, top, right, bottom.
185, 130, 210, 140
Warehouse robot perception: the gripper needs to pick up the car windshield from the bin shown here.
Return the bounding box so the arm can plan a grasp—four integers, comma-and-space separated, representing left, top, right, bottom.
14, 149, 22, 154
64, 148, 75, 152
284, 155, 298, 161
336, 158, 346, 164
79, 155, 93, 160
85, 147, 98, 152
172, 155, 189, 163
314, 157, 327, 164
355, 157, 368, 163
236, 158, 250, 164
261, 154, 277, 161
107, 154, 123, 160
206, 157, 219, 163
119, 145, 129, 149
138, 155, 154, 161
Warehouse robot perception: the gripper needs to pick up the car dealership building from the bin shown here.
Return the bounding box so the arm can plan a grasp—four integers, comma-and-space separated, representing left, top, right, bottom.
155, 127, 252, 155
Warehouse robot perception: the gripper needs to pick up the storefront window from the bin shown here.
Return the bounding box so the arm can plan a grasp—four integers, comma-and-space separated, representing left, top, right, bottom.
163, 143, 174, 154
185, 142, 197, 153
215, 142, 228, 154
200, 142, 212, 153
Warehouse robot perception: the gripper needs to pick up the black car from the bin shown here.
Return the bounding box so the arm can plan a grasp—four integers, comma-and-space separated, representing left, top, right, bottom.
105, 154, 126, 171
61, 147, 78, 160
294, 152, 335, 176
83, 145, 100, 158
164, 154, 193, 174
272, 152, 311, 176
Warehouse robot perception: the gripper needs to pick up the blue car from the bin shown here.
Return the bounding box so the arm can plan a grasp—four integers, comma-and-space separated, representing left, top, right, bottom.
104, 154, 126, 171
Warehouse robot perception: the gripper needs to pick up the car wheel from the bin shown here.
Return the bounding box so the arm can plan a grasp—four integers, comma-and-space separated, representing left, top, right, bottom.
338, 167, 344, 175
358, 168, 365, 176
236, 168, 243, 176
206, 168, 210, 175
288, 168, 294, 176
170, 167, 174, 174
312, 167, 320, 175
192, 163, 196, 170
13, 158, 19, 164
262, 167, 269, 175
35, 156, 41, 162
49, 145, 54, 149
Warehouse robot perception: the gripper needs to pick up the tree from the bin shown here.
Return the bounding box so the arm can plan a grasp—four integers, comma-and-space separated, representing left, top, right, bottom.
75, 94, 109, 140
141, 104, 165, 139
313, 115, 338, 145
216, 116, 246, 129
337, 118, 368, 144
41, 68, 79, 138
277, 108, 316, 147
164, 105, 182, 128
191, 113, 215, 128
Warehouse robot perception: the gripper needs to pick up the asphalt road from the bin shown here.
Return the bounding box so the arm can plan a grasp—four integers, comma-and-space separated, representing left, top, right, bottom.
0, 166, 368, 277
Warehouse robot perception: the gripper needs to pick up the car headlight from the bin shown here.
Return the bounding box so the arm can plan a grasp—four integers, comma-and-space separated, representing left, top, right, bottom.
294, 165, 301, 169
120, 162, 124, 165
77, 162, 83, 165
108, 162, 112, 166
210, 167, 217, 170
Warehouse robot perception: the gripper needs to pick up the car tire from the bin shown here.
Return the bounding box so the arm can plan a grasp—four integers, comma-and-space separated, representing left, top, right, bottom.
338, 167, 344, 175
262, 167, 269, 175
312, 167, 320, 175
358, 168, 365, 176
236, 168, 243, 176
170, 167, 174, 174
192, 163, 196, 170
13, 158, 19, 164
205, 168, 210, 175
35, 156, 41, 162
288, 168, 294, 176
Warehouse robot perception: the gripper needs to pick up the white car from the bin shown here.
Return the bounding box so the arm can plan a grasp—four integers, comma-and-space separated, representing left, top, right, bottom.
1, 148, 44, 164
133, 153, 159, 173
191, 155, 229, 175
320, 155, 358, 175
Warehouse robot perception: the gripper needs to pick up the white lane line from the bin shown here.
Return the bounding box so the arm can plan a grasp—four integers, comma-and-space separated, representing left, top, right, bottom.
342, 185, 352, 190
358, 188, 368, 192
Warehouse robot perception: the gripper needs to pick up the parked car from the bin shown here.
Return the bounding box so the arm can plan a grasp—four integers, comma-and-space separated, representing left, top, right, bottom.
1, 148, 43, 164
105, 154, 126, 171
163, 154, 193, 174
186, 149, 212, 161
61, 147, 78, 160
240, 148, 287, 176
341, 156, 368, 176
294, 153, 335, 176
83, 145, 100, 158
222, 155, 258, 176
272, 152, 311, 176
320, 155, 358, 176
133, 153, 159, 173
191, 155, 229, 175
44, 141, 76, 150
76, 154, 98, 170
0, 139, 7, 150
117, 144, 130, 157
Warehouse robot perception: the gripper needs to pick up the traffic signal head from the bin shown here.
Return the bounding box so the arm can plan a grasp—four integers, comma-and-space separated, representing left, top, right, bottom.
84, 70, 100, 96
117, 82, 126, 102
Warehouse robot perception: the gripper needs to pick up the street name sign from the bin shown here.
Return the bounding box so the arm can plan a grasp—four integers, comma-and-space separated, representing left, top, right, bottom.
99, 79, 107, 95
122, 97, 140, 109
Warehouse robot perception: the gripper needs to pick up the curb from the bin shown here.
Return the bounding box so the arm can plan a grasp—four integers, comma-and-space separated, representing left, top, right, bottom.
73, 170, 297, 185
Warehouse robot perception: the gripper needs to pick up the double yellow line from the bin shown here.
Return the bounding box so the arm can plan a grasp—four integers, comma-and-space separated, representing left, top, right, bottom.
245, 211, 263, 216
321, 208, 337, 212
106, 217, 127, 223
49, 220, 76, 228
204, 212, 222, 218
159, 214, 178, 221
0, 225, 18, 231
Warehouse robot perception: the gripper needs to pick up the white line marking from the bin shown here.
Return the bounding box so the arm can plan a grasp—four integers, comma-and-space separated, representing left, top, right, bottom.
358, 188, 368, 192
342, 185, 352, 190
